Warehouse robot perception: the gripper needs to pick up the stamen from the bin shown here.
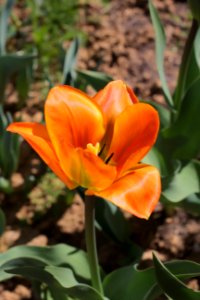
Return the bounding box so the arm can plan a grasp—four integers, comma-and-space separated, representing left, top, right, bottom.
86, 142, 100, 156
105, 153, 114, 164
98, 143, 106, 156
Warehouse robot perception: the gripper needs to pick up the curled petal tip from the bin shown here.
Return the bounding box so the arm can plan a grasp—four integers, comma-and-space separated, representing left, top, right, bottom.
90, 165, 161, 219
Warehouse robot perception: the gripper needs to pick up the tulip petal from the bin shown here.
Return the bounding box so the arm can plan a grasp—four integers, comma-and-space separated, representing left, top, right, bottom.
93, 80, 138, 124
45, 85, 105, 159
87, 164, 161, 219
59, 147, 117, 191
108, 103, 159, 172
7, 122, 76, 189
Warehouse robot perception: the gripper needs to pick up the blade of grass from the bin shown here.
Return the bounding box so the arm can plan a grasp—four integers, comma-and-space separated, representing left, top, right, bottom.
149, 0, 173, 108
0, 0, 15, 55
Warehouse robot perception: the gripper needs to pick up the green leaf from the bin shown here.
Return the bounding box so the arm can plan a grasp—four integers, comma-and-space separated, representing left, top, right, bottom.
162, 161, 200, 203
0, 0, 15, 55
0, 54, 34, 104
178, 193, 200, 215
173, 20, 199, 110
0, 207, 6, 235
0, 177, 12, 193
77, 70, 112, 91
164, 76, 200, 159
62, 38, 80, 86
184, 47, 200, 95
0, 244, 90, 282
194, 27, 200, 68
3, 258, 104, 300
103, 259, 200, 300
103, 264, 156, 300
142, 147, 168, 177
95, 199, 142, 262
148, 0, 173, 107
153, 253, 200, 300
0, 105, 20, 179
188, 0, 200, 22
16, 65, 32, 106
46, 266, 104, 300
95, 199, 130, 244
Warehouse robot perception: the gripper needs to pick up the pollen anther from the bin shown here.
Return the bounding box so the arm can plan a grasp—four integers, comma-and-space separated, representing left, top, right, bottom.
86, 142, 100, 156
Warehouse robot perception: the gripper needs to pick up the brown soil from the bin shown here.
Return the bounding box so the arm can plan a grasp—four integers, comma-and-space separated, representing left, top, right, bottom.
1, 0, 200, 299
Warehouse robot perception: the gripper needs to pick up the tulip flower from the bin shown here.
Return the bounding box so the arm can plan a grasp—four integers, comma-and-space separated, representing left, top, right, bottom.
7, 80, 161, 219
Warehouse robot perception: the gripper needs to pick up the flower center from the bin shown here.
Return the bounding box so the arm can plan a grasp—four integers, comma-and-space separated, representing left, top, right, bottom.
86, 142, 100, 156
86, 142, 114, 165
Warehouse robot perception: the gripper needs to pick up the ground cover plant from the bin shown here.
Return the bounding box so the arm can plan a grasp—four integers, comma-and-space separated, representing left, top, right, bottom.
0, 0, 200, 299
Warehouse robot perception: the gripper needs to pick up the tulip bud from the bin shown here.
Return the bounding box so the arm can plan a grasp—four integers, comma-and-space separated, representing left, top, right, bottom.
188, 0, 200, 21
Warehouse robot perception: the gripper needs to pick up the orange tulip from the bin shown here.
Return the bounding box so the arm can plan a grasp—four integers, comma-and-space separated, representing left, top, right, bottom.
7, 80, 161, 219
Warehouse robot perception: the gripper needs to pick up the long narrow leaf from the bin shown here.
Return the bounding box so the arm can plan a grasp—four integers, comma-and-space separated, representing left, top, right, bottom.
0, 208, 6, 236
164, 76, 200, 159
194, 26, 200, 69
3, 258, 104, 300
149, 0, 173, 107
0, 54, 35, 103
153, 254, 200, 300
77, 69, 112, 90
62, 38, 80, 86
0, 0, 15, 55
0, 244, 90, 282
103, 259, 200, 300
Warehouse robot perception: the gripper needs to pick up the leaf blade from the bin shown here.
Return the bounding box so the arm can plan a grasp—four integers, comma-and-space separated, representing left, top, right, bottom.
148, 0, 173, 107
153, 254, 200, 300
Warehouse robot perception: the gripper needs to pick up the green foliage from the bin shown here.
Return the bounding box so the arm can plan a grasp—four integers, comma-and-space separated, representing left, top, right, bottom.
148, 0, 200, 212
164, 76, 200, 159
0, 207, 6, 236
62, 38, 80, 86
77, 70, 113, 91
142, 146, 168, 177
0, 0, 15, 55
103, 257, 200, 299
148, 0, 173, 107
0, 105, 20, 191
0, 244, 105, 300
25, 172, 75, 223
162, 161, 200, 202
174, 21, 199, 110
144, 100, 171, 129
28, 172, 70, 213
188, 0, 200, 22
28, 0, 82, 76
1, 245, 200, 300
177, 193, 200, 215
153, 254, 200, 299
0, 0, 34, 105
95, 199, 131, 244
194, 27, 200, 68
62, 39, 113, 91
183, 47, 199, 96
0, 54, 34, 105
95, 198, 142, 262
0, 243, 91, 282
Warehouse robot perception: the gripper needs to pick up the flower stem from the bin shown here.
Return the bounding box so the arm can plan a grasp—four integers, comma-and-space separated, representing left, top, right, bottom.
85, 195, 104, 296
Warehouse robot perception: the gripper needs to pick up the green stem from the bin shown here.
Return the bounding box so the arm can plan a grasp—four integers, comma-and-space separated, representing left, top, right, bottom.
174, 19, 198, 111
85, 195, 104, 296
